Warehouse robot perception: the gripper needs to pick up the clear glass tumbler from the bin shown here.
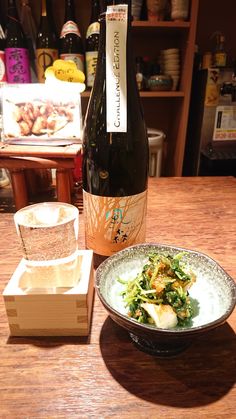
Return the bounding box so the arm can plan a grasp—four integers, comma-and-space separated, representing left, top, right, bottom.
14, 202, 80, 289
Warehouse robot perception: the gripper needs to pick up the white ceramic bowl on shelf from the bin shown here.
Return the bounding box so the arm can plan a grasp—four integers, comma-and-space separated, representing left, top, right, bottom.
164, 63, 180, 71
165, 69, 180, 76
162, 48, 180, 55
163, 60, 180, 69
171, 0, 189, 21
163, 54, 179, 61
163, 56, 180, 64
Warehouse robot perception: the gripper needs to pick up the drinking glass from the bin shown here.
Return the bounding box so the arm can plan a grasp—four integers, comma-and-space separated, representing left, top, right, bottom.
14, 202, 80, 289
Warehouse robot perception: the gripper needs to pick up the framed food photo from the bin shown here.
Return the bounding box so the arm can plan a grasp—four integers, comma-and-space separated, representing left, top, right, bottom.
1, 83, 82, 145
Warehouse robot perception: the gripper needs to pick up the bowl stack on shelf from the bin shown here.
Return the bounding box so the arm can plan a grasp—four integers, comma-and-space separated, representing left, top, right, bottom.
160, 48, 180, 91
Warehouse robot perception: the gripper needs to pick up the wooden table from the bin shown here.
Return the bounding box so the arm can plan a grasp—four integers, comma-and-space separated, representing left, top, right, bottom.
0, 177, 236, 418
0, 142, 81, 210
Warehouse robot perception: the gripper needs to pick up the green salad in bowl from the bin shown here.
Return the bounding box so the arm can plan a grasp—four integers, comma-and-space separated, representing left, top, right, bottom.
119, 252, 196, 329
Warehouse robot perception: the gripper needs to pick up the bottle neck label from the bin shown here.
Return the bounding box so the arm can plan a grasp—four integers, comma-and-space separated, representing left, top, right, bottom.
86, 21, 100, 39
83, 190, 147, 256
106, 5, 128, 133
86, 50, 98, 87
36, 48, 58, 83
60, 20, 81, 38
5, 48, 31, 83
0, 51, 7, 82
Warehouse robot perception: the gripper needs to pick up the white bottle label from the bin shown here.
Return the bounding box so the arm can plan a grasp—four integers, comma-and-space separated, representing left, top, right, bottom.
106, 5, 128, 133
83, 190, 147, 256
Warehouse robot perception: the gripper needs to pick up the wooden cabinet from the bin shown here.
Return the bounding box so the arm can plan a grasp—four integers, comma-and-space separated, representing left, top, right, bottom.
0, 0, 199, 176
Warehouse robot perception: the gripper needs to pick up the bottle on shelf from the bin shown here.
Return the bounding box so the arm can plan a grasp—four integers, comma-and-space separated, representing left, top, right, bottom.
82, 0, 149, 267
202, 51, 213, 69
36, 0, 58, 83
5, 0, 31, 83
0, 19, 7, 82
59, 0, 84, 73
18, 0, 38, 82
85, 0, 100, 89
135, 56, 145, 91
214, 34, 227, 68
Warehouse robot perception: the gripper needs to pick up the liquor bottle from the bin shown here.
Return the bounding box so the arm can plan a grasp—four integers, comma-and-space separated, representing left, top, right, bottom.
36, 0, 58, 83
59, 0, 84, 73
214, 34, 227, 68
5, 0, 31, 83
0, 20, 7, 82
135, 56, 144, 91
85, 0, 100, 89
82, 0, 149, 267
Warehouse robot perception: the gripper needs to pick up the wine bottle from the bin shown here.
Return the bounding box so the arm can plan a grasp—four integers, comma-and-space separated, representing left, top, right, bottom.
0, 20, 7, 82
36, 0, 58, 83
85, 0, 100, 89
5, 0, 31, 83
82, 0, 149, 267
59, 0, 84, 73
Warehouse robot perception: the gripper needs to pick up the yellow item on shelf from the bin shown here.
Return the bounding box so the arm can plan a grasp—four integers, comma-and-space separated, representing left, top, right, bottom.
45, 59, 86, 91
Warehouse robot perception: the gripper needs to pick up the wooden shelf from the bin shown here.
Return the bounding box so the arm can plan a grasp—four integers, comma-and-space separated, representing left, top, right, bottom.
132, 21, 191, 29
139, 91, 185, 98
81, 91, 184, 98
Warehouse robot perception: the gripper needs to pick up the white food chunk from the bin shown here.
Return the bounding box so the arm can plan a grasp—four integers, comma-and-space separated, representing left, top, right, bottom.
141, 303, 178, 329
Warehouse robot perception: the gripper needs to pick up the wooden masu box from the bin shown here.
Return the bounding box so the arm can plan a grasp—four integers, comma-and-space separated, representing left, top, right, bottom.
3, 250, 94, 337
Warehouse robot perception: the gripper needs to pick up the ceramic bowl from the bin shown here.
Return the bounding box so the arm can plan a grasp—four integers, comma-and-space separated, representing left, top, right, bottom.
147, 74, 173, 91
163, 61, 180, 71
162, 51, 180, 58
164, 63, 180, 71
166, 69, 180, 76
162, 48, 180, 55
95, 243, 236, 357
171, 8, 189, 21
163, 55, 180, 64
163, 52, 179, 60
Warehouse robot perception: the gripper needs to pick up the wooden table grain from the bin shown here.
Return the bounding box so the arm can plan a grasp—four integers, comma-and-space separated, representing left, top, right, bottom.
0, 177, 235, 419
